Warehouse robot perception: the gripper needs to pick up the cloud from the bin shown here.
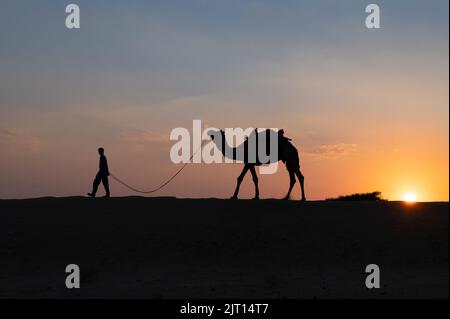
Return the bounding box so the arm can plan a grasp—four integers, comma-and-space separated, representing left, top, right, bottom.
0, 127, 44, 153
305, 143, 357, 158
0, 128, 16, 138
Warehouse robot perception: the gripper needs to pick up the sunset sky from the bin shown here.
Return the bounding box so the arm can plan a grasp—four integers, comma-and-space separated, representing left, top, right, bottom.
0, 0, 448, 201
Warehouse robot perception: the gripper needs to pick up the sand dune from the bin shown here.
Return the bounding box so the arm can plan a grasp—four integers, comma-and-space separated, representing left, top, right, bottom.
0, 197, 448, 298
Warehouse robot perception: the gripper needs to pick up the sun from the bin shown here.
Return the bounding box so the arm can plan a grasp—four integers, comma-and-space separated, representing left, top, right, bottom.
403, 192, 417, 203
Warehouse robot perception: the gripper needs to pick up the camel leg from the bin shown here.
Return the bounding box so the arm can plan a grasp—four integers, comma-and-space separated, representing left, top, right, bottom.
295, 169, 306, 201
249, 165, 260, 200
231, 165, 249, 199
284, 169, 296, 200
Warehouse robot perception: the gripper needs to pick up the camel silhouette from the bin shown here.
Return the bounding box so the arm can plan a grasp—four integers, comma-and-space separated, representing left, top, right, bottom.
207, 128, 306, 200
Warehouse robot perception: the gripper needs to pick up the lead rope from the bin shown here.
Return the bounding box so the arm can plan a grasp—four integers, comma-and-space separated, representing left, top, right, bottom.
109, 140, 209, 194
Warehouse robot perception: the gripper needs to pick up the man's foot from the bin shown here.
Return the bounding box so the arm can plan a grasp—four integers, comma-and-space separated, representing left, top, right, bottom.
230, 195, 238, 200
87, 193, 95, 198
103, 194, 110, 198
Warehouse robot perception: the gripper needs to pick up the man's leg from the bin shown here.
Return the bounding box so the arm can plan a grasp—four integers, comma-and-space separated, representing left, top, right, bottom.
101, 174, 110, 197
88, 173, 101, 197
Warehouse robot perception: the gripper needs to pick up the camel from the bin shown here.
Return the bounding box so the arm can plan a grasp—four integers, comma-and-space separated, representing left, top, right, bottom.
207, 128, 306, 200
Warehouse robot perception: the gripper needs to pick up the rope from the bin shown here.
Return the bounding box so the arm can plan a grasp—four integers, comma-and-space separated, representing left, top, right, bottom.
109, 140, 209, 194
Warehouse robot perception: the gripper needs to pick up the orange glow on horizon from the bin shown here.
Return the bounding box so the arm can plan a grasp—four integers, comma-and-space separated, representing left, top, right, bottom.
403, 192, 417, 203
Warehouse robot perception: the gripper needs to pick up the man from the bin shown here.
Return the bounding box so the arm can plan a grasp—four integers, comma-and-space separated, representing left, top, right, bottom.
87, 147, 110, 198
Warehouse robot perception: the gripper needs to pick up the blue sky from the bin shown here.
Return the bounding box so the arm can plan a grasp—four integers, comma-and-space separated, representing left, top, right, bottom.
1, 0, 447, 113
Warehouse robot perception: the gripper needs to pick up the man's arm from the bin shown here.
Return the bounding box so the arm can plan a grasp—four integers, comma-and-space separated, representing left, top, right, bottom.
100, 156, 110, 175
105, 158, 110, 176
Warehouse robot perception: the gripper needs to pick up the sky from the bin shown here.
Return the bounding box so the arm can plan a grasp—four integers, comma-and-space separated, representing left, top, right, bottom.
0, 0, 448, 201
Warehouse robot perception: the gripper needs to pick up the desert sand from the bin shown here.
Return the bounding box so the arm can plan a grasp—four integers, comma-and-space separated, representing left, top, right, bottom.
0, 197, 448, 298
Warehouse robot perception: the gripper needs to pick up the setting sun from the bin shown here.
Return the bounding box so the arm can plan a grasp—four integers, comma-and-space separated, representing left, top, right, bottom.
404, 193, 417, 203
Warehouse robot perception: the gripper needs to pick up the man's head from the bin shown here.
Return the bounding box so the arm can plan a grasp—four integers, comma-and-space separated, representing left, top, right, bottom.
98, 147, 104, 155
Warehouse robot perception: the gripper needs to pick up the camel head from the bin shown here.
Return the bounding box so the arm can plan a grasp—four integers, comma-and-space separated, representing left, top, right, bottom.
206, 128, 225, 142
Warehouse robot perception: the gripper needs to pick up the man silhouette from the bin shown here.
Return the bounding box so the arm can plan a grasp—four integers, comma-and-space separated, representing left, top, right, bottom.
87, 147, 110, 198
